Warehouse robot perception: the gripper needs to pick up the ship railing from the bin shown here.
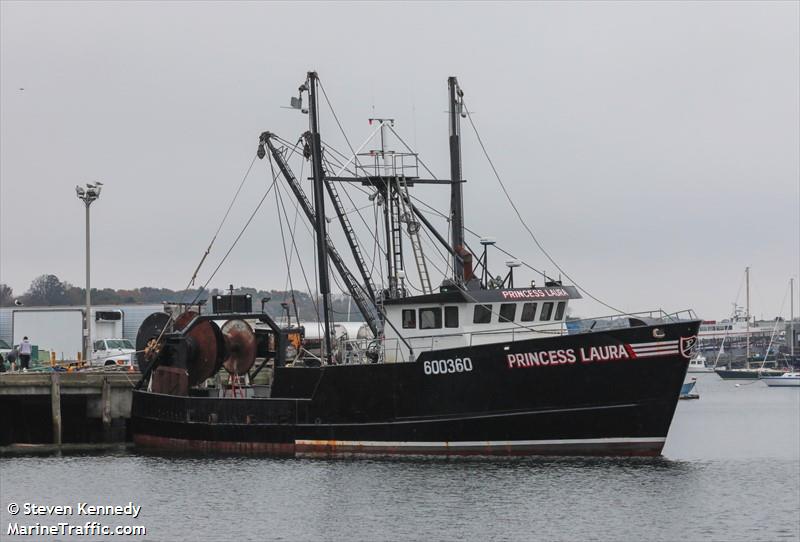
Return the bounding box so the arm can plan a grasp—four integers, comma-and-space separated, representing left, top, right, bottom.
336, 336, 413, 364
355, 150, 420, 179
565, 309, 697, 329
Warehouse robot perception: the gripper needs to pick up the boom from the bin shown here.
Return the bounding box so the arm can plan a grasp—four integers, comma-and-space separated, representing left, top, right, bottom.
259, 132, 382, 336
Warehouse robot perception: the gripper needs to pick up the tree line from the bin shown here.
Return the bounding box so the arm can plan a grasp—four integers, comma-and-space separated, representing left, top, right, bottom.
0, 275, 364, 322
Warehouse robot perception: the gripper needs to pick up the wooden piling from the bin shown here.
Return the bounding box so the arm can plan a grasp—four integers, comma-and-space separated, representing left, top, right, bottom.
50, 372, 62, 445
101, 377, 112, 441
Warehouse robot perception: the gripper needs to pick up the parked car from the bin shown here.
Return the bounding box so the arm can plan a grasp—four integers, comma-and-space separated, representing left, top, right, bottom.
92, 338, 136, 367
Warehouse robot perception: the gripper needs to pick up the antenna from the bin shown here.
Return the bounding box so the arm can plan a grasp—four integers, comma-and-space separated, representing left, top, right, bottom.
479, 237, 496, 288
505, 259, 521, 289
282, 86, 308, 114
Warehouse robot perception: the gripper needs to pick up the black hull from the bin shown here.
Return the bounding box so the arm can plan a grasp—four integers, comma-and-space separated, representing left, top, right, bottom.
132, 320, 700, 457
715, 369, 786, 380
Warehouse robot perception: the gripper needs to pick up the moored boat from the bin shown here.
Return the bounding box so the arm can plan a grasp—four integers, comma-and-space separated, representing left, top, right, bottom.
131, 72, 701, 458
679, 378, 699, 399
715, 367, 788, 380
688, 354, 713, 373
762, 372, 800, 387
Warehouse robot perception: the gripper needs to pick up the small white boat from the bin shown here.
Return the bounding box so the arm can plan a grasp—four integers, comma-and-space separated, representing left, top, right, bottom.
687, 354, 714, 373
762, 372, 800, 387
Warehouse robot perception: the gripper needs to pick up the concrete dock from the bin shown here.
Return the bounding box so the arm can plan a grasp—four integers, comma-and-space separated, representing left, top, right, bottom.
0, 371, 139, 450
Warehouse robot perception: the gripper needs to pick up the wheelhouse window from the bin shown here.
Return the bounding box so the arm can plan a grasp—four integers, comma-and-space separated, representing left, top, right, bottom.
402, 309, 416, 329
473, 304, 492, 324
445, 306, 459, 328
540, 302, 554, 321
499, 303, 517, 323
419, 307, 442, 329
521, 302, 537, 322
554, 302, 566, 321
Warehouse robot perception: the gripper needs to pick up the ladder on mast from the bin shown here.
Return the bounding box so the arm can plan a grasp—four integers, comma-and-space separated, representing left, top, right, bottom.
322, 166, 378, 304
389, 183, 405, 296
396, 178, 432, 295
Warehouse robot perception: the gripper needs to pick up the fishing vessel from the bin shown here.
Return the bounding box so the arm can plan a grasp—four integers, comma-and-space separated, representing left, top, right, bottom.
699, 313, 776, 354
131, 72, 701, 457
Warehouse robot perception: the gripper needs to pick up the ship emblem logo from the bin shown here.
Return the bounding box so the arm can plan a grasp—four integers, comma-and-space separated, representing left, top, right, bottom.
680, 336, 698, 359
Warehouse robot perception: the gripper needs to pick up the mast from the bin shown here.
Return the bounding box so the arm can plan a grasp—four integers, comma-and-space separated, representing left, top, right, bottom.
746, 266, 750, 362
260, 133, 382, 336
791, 278, 795, 357
307, 71, 334, 364
448, 76, 465, 283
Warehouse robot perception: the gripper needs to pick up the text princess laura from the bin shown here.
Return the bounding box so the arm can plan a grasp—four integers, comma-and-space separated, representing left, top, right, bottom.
507, 344, 632, 369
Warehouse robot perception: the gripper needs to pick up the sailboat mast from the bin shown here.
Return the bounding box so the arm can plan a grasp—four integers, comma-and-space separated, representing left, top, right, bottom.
448, 76, 465, 283
791, 277, 795, 357
746, 266, 750, 361
307, 71, 334, 364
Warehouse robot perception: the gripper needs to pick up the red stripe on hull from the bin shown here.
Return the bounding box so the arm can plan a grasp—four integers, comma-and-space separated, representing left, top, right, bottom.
134, 433, 295, 456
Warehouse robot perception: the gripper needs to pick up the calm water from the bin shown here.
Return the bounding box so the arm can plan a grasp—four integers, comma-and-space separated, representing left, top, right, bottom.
1, 373, 798, 542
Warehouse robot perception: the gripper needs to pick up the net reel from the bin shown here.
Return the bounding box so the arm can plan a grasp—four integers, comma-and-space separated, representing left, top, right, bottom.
136, 310, 226, 387
221, 319, 257, 375
135, 312, 171, 376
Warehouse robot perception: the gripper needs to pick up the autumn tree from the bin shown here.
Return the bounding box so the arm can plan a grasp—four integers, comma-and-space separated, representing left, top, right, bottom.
24, 274, 69, 305
0, 283, 13, 306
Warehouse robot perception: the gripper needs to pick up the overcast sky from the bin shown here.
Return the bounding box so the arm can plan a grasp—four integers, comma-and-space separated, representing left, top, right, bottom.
1, 1, 798, 320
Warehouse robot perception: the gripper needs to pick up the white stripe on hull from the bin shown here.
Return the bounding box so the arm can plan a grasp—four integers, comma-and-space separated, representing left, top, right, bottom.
630, 340, 681, 358
632, 345, 679, 352
296, 437, 665, 451
634, 351, 679, 358
632, 341, 678, 347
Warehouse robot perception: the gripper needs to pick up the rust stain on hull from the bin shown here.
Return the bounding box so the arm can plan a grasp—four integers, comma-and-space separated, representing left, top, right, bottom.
134, 434, 295, 456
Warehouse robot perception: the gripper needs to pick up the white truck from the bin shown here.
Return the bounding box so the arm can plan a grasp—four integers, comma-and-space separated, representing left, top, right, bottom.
92, 338, 137, 367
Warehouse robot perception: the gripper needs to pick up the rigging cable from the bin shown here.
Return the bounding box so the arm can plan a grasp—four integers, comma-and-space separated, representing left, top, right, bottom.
319, 82, 552, 347
274, 176, 322, 324
276, 133, 387, 296
317, 81, 397, 283
175, 154, 259, 309
461, 102, 627, 315
189, 166, 279, 305
761, 281, 790, 368
388, 125, 551, 282
281, 151, 304, 295
270, 153, 302, 325
187, 154, 259, 288
412, 196, 544, 279
321, 154, 381, 272
137, 152, 262, 371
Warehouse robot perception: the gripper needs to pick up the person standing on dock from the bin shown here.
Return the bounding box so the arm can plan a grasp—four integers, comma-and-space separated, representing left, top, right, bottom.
6, 347, 17, 371
19, 336, 32, 371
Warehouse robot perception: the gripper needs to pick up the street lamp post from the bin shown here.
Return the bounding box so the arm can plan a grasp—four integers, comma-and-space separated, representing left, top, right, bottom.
75, 182, 103, 361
